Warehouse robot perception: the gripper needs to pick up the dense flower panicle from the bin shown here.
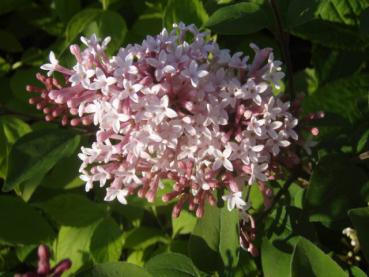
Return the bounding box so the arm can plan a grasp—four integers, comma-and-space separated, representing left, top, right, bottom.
32, 23, 299, 223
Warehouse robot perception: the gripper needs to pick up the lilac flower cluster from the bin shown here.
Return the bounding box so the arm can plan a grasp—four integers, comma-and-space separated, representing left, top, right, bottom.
29, 23, 298, 221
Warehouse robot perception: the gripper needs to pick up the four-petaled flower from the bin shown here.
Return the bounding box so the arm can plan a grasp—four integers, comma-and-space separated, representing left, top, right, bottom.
40, 51, 59, 76
222, 191, 249, 211
212, 147, 234, 172
181, 60, 209, 87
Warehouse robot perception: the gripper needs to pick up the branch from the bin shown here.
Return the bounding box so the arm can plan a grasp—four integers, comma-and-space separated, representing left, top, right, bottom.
256, 173, 298, 223
269, 0, 295, 100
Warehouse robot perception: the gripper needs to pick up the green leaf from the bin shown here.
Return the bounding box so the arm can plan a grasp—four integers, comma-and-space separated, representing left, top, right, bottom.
10, 67, 40, 104
40, 152, 84, 190
126, 249, 145, 266
233, 250, 259, 277
163, 0, 208, 29
286, 0, 320, 28
0, 30, 22, 52
172, 210, 197, 236
128, 13, 163, 43
0, 116, 31, 178
145, 252, 200, 277
304, 154, 369, 223
188, 204, 239, 272
17, 173, 45, 202
349, 266, 367, 277
357, 129, 369, 153
55, 222, 100, 274
77, 262, 152, 277
36, 193, 106, 227
66, 8, 101, 43
55, 0, 81, 23
348, 207, 369, 263
311, 45, 365, 85
205, 2, 270, 35
110, 201, 144, 227
84, 10, 127, 54
302, 74, 369, 121
123, 227, 169, 250
261, 238, 292, 277
90, 217, 123, 263
3, 129, 81, 191
291, 237, 347, 277
39, 136, 86, 190
0, 196, 54, 245
291, 20, 369, 50
316, 0, 369, 26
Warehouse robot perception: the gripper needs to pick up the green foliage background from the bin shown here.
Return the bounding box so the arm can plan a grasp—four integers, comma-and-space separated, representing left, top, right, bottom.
0, 0, 369, 276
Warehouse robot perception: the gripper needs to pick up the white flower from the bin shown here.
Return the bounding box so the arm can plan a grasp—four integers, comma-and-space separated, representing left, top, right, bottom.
69, 63, 95, 88
80, 173, 94, 192
114, 52, 138, 76
228, 52, 248, 69
145, 95, 177, 124
263, 97, 282, 120
120, 79, 143, 103
90, 68, 117, 95
262, 53, 285, 89
236, 79, 268, 105
249, 163, 268, 184
267, 132, 291, 156
93, 166, 111, 187
104, 188, 129, 204
247, 117, 266, 137
181, 60, 208, 87
212, 147, 233, 171
81, 34, 111, 54
40, 51, 59, 76
222, 191, 248, 211
99, 101, 130, 133
147, 50, 176, 81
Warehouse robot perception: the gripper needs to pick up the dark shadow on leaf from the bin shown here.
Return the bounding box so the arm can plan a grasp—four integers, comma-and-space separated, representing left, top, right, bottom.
188, 234, 223, 273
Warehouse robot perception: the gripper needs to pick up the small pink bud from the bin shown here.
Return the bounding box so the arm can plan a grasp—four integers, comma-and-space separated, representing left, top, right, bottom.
311, 127, 319, 136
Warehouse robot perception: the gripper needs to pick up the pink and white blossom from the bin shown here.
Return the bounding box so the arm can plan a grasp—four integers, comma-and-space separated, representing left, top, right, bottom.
30, 23, 301, 224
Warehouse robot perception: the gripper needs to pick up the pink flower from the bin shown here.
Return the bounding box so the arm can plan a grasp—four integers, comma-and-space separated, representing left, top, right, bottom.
29, 22, 301, 223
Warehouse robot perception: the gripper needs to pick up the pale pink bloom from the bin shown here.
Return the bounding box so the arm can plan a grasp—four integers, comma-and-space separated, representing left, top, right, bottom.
30, 23, 301, 224
114, 52, 138, 76
222, 191, 248, 211
90, 68, 117, 95
264, 97, 282, 120
265, 120, 283, 139
80, 173, 94, 192
267, 132, 291, 156
262, 53, 285, 89
100, 102, 130, 133
120, 79, 143, 103
104, 188, 129, 204
237, 79, 268, 105
40, 51, 59, 76
228, 52, 248, 69
147, 50, 176, 81
249, 163, 268, 184
212, 147, 233, 171
247, 117, 266, 136
69, 63, 95, 88
181, 60, 208, 87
